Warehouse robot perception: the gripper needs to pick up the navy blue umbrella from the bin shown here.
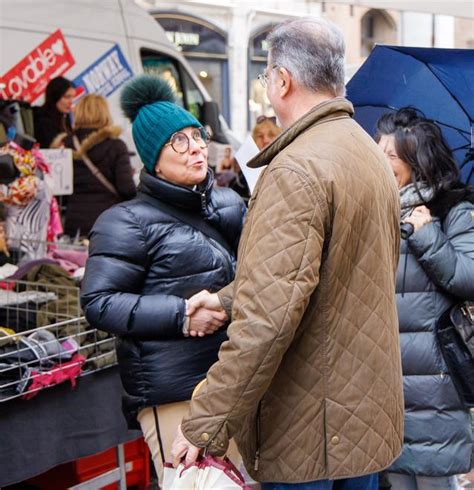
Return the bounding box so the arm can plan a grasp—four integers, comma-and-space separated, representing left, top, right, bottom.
346, 45, 474, 183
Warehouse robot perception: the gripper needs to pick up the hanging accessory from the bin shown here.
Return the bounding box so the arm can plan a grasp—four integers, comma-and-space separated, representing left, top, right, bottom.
436, 301, 474, 407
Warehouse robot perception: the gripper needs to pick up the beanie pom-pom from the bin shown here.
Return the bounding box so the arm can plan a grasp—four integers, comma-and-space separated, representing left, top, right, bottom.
120, 75, 176, 122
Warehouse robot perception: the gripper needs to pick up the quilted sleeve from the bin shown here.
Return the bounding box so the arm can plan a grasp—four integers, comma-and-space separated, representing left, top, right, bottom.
181, 163, 327, 454
407, 203, 474, 300
217, 281, 234, 317
81, 205, 186, 339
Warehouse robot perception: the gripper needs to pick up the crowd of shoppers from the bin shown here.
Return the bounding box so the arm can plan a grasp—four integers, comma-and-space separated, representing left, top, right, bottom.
24, 17, 472, 489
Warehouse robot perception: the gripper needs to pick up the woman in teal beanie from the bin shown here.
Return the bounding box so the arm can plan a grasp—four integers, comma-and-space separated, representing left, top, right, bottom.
81, 75, 246, 482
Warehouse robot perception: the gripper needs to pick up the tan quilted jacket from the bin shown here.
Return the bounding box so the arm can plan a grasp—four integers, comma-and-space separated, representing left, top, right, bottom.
182, 98, 404, 482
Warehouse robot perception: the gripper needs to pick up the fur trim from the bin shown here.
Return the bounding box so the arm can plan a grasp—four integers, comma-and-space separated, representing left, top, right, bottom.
73, 125, 122, 157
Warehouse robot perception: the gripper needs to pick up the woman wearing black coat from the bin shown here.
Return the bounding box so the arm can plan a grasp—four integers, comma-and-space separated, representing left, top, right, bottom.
33, 76, 75, 148
80, 76, 246, 483
52, 94, 136, 237
376, 108, 474, 489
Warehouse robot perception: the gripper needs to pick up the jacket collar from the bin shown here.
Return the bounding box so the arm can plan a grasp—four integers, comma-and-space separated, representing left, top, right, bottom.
248, 98, 354, 169
138, 168, 214, 213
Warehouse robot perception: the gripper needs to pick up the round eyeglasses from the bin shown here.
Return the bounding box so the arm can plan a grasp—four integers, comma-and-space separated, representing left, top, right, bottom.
257, 64, 279, 88
165, 127, 210, 154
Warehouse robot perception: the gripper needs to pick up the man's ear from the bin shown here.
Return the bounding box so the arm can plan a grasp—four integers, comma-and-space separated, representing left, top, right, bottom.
277, 67, 291, 98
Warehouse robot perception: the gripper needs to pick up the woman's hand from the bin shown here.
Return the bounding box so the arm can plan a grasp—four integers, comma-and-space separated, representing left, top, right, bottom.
403, 205, 433, 233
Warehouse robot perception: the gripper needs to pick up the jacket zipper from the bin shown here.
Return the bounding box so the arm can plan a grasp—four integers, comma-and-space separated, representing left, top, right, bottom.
207, 236, 233, 284
200, 191, 207, 211
199, 191, 234, 283
254, 400, 262, 471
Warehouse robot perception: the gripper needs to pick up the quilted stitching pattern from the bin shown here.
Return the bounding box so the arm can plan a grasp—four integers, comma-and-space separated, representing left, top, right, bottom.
182, 99, 403, 482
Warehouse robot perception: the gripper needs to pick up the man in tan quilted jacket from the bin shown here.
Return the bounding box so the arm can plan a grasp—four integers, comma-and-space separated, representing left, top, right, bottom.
171, 17, 404, 488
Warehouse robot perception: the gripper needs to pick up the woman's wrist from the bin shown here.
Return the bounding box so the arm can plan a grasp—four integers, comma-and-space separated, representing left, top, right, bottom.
182, 300, 190, 336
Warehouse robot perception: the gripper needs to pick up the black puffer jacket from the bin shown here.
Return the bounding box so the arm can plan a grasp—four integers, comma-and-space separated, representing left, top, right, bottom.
81, 170, 246, 425
390, 186, 474, 476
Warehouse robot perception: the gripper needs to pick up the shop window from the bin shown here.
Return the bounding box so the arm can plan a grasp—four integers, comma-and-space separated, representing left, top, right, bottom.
153, 14, 230, 125
361, 10, 397, 57
248, 25, 277, 130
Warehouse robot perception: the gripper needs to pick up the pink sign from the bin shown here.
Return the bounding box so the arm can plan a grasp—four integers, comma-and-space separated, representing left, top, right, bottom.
0, 29, 75, 103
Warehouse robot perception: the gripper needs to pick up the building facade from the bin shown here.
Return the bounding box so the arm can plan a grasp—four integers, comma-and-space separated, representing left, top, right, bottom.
135, 0, 473, 141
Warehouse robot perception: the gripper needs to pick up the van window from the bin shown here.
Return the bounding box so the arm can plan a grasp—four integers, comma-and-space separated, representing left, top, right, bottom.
181, 70, 205, 121
140, 49, 204, 121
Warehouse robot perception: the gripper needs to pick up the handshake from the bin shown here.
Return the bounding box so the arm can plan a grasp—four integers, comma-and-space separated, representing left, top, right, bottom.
184, 290, 228, 338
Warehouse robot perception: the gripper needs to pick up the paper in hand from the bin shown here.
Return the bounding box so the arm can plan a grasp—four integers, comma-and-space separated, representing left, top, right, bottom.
234, 135, 264, 194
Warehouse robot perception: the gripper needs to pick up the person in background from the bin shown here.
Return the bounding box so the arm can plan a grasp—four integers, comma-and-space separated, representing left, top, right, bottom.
52, 94, 136, 238
171, 17, 403, 489
229, 115, 282, 200
252, 115, 282, 151
80, 75, 246, 485
33, 77, 75, 148
376, 107, 474, 490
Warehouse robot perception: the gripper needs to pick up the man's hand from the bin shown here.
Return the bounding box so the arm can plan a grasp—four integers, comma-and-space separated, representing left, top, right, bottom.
187, 290, 224, 315
187, 307, 227, 337
186, 290, 228, 337
170, 424, 201, 468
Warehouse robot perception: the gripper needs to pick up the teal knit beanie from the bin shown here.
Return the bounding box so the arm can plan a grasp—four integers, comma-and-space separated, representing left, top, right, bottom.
120, 75, 201, 172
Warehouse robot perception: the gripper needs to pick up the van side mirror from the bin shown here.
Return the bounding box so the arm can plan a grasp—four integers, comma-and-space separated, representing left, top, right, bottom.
201, 101, 228, 144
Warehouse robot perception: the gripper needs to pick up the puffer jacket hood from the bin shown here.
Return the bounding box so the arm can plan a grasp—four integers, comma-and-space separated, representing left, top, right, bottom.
81, 170, 246, 425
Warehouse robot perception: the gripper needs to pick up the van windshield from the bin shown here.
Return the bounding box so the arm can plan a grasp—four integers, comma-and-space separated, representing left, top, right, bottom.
141, 49, 204, 121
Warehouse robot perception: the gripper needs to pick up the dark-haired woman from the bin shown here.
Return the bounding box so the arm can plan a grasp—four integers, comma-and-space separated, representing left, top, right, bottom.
376, 108, 474, 489
81, 75, 246, 483
33, 76, 75, 148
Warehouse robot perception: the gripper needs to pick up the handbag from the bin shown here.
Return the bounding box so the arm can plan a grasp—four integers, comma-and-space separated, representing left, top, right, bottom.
72, 135, 119, 196
163, 455, 250, 490
436, 301, 474, 407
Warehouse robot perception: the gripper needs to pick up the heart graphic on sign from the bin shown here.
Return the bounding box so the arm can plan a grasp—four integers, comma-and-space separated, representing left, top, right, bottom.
51, 39, 65, 56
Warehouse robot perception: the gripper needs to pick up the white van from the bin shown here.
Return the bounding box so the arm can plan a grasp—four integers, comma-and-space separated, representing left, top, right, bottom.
0, 0, 233, 164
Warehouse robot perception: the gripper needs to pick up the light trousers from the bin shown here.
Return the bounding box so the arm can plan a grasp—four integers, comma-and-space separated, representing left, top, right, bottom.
138, 400, 241, 485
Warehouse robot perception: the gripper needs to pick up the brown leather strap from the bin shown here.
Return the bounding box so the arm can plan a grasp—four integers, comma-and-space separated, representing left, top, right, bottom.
73, 135, 119, 196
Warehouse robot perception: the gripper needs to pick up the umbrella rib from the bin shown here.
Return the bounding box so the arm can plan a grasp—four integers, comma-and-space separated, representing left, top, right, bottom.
394, 48, 473, 125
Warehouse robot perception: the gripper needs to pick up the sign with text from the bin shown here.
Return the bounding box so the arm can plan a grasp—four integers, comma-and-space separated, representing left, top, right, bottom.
0, 29, 75, 103
72, 44, 133, 100
41, 148, 73, 196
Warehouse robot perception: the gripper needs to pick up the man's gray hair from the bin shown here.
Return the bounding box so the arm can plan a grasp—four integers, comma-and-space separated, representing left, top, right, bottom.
267, 17, 346, 97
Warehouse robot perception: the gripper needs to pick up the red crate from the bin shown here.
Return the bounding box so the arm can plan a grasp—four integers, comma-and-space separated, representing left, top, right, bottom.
26, 437, 150, 490
76, 438, 150, 490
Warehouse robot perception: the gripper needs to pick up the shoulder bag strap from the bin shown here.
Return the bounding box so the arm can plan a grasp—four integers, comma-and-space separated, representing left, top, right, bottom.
137, 191, 233, 256
73, 135, 119, 196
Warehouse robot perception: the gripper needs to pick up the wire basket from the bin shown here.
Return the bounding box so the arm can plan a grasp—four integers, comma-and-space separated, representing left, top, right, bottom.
0, 279, 117, 403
